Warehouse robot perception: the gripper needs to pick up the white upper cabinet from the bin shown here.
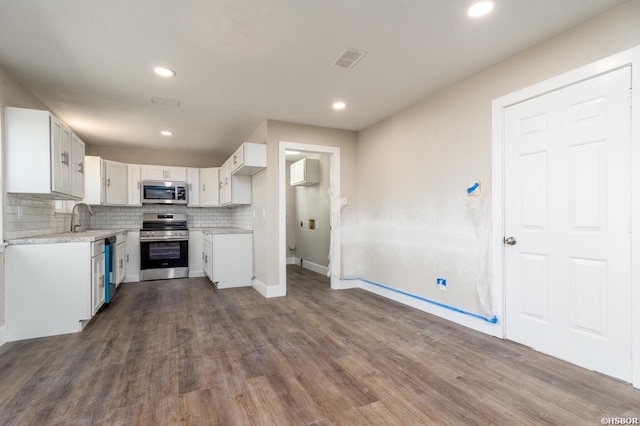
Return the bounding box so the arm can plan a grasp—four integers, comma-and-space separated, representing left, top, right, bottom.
187, 168, 201, 207
231, 142, 266, 176
220, 158, 251, 206
290, 158, 320, 186
127, 164, 141, 206
140, 165, 187, 182
70, 133, 85, 199
200, 167, 220, 207
83, 156, 103, 205
5, 107, 83, 199
103, 160, 128, 205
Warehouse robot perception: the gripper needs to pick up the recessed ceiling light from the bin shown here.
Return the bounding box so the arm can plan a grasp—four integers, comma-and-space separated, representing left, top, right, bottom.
154, 67, 176, 77
468, 1, 495, 18
160, 130, 173, 136
332, 101, 346, 110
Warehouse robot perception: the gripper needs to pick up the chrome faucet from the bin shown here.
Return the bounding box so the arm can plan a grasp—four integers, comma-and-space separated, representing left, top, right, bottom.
70, 202, 94, 232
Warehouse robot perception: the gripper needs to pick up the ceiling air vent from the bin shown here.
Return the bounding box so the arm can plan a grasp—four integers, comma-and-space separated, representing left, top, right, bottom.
333, 48, 367, 69
151, 97, 180, 108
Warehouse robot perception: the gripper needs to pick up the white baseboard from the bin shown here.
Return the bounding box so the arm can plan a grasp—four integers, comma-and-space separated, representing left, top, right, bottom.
189, 271, 205, 278
123, 274, 140, 283
251, 279, 286, 298
0, 325, 7, 347
331, 278, 360, 290
287, 257, 300, 265
352, 279, 502, 338
301, 260, 329, 276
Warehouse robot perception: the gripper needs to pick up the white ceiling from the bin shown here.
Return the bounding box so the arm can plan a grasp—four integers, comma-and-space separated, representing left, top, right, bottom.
0, 0, 629, 156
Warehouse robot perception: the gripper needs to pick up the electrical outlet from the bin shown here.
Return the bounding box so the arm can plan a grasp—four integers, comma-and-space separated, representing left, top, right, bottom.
437, 278, 447, 291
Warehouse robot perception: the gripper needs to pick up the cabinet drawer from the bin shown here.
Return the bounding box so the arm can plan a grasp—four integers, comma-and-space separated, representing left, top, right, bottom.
92, 240, 105, 257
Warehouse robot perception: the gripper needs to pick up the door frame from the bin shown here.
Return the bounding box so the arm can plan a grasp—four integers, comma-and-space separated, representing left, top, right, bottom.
278, 141, 341, 293
492, 45, 640, 388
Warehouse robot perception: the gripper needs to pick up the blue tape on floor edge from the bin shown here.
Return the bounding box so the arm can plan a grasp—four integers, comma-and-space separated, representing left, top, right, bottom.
343, 277, 498, 324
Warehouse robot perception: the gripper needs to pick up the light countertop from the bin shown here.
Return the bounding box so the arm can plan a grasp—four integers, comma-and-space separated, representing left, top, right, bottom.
7, 229, 129, 245
193, 227, 252, 234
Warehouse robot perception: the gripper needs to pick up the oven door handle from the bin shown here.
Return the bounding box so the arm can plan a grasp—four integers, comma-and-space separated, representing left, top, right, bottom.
140, 237, 189, 242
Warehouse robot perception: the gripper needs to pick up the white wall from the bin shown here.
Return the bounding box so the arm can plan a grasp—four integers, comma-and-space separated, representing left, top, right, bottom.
251, 120, 358, 290
356, 0, 640, 319
0, 63, 49, 333
293, 154, 330, 269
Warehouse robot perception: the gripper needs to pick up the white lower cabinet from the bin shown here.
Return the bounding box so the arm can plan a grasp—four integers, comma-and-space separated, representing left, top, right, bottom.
92, 242, 106, 315
204, 235, 213, 281
188, 230, 204, 277
203, 232, 253, 288
125, 231, 140, 282
115, 239, 126, 286
5, 241, 103, 341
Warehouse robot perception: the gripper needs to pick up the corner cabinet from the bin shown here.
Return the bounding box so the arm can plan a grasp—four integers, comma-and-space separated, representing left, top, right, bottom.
5, 241, 103, 341
5, 107, 85, 199
231, 142, 267, 175
219, 158, 251, 206
203, 231, 253, 288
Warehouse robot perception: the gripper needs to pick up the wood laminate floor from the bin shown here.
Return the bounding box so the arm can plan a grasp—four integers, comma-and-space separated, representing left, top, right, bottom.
1, 266, 639, 425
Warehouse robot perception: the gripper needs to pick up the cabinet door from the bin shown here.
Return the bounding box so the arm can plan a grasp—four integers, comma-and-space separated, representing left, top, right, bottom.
140, 166, 166, 181
166, 167, 187, 181
51, 117, 71, 194
231, 144, 244, 173
203, 239, 213, 280
92, 252, 105, 315
116, 242, 126, 285
200, 168, 220, 207
187, 168, 200, 206
125, 231, 140, 282
188, 230, 204, 276
104, 160, 128, 205
70, 134, 85, 199
219, 160, 231, 205
127, 164, 141, 206
290, 159, 304, 185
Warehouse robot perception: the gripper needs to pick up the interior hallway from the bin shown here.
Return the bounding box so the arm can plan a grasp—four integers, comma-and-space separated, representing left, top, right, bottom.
0, 266, 638, 424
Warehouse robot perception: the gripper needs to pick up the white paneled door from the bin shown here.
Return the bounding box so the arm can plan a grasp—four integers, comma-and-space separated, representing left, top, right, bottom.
504, 67, 632, 381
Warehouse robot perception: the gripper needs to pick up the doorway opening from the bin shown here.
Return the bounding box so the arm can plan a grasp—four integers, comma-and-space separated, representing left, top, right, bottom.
278, 142, 341, 295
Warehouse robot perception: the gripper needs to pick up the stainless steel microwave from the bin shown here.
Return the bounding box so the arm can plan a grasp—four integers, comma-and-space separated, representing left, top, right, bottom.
141, 180, 188, 204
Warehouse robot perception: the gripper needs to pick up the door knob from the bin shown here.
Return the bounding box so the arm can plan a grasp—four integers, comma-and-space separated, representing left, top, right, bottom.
504, 236, 517, 246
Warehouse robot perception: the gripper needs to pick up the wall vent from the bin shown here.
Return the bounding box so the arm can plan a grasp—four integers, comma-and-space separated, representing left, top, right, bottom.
151, 97, 180, 108
333, 48, 367, 69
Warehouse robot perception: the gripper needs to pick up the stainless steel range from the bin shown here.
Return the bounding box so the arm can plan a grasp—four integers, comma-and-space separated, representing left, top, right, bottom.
140, 213, 189, 281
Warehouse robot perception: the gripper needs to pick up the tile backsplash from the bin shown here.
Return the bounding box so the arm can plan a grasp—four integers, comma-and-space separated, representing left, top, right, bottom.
4, 194, 71, 240
4, 193, 253, 240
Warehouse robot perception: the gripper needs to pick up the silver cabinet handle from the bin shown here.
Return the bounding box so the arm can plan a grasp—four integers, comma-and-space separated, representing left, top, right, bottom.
78, 162, 84, 174
119, 259, 123, 268
504, 236, 517, 246
126, 254, 130, 262
203, 184, 206, 191
189, 183, 192, 191
107, 178, 111, 187
233, 155, 237, 164
219, 181, 222, 189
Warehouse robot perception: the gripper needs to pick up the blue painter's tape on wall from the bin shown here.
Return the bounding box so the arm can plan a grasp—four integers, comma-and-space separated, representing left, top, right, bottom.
343, 277, 498, 324
467, 182, 480, 194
